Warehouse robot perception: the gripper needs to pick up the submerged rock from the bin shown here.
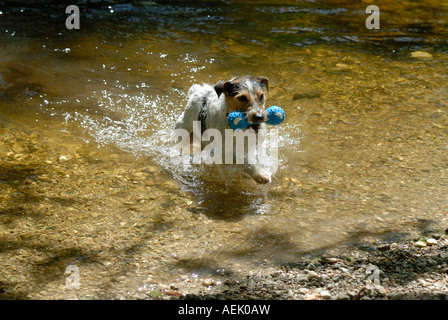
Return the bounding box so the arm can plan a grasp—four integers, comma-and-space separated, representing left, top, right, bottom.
411, 51, 433, 59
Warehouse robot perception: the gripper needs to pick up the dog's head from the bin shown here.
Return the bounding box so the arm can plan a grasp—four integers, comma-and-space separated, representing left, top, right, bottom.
215, 76, 269, 124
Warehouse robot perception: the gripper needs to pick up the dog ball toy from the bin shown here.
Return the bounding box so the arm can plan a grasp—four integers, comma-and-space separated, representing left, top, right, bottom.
227, 105, 285, 130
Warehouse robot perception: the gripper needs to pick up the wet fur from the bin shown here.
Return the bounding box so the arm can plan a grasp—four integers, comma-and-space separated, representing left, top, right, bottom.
175, 76, 271, 184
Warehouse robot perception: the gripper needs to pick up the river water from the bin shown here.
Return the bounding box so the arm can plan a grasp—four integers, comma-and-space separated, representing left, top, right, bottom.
0, 0, 447, 299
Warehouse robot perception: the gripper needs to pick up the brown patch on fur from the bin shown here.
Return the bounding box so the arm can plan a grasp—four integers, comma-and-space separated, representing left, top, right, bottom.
217, 76, 269, 123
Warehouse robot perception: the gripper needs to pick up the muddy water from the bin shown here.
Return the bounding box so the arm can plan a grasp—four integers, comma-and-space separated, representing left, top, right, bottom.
1, 1, 448, 299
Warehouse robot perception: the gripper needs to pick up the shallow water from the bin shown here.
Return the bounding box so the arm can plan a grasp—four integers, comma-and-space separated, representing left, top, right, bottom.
0, 1, 448, 299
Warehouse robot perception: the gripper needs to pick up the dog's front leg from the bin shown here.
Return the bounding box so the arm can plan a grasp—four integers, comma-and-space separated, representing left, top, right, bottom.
245, 164, 271, 184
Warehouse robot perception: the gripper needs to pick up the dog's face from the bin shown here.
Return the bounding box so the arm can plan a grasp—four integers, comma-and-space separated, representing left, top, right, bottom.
215, 76, 269, 124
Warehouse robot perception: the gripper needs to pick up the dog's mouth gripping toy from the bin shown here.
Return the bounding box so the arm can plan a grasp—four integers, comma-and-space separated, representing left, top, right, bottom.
227, 105, 285, 130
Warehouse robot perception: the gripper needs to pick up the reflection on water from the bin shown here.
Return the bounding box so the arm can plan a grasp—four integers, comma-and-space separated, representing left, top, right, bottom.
0, 1, 447, 299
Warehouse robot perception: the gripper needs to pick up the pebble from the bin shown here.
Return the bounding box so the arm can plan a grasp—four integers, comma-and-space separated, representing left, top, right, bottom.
413, 241, 426, 248
376, 285, 387, 296
387, 293, 403, 300
301, 293, 315, 300
410, 51, 433, 59
426, 238, 437, 246
335, 293, 350, 300
307, 271, 320, 280
326, 258, 340, 264
320, 290, 332, 299
297, 288, 308, 294
142, 166, 158, 174
335, 63, 350, 70
418, 279, 428, 286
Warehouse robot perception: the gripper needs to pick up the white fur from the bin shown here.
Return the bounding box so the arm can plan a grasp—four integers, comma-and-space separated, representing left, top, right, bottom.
175, 83, 271, 184
175, 84, 227, 134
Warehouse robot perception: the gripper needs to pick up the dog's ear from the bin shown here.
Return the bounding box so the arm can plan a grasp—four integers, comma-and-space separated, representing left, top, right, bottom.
215, 80, 233, 97
256, 76, 269, 92
214, 80, 226, 97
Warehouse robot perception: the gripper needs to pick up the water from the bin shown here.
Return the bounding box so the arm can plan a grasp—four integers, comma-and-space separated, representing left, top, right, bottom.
0, 1, 447, 299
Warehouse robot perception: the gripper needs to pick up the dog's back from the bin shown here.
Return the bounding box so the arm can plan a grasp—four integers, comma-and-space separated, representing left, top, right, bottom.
174, 77, 273, 184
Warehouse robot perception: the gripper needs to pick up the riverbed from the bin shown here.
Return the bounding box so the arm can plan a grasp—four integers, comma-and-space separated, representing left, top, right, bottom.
0, 0, 447, 299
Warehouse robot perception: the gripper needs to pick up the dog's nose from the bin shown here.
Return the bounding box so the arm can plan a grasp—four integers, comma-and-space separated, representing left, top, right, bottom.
253, 112, 264, 123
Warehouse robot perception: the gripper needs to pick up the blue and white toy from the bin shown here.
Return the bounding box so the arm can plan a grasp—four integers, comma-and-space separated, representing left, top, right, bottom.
227, 105, 285, 130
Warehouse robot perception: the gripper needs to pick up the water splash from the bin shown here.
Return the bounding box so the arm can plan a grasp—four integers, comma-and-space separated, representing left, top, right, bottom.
61, 84, 302, 189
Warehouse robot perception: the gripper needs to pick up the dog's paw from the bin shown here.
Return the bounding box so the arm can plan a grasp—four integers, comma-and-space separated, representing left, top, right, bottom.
254, 174, 271, 184
246, 165, 272, 184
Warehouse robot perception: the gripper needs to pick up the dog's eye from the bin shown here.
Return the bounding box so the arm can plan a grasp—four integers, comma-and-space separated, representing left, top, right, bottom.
237, 95, 248, 102
260, 94, 265, 102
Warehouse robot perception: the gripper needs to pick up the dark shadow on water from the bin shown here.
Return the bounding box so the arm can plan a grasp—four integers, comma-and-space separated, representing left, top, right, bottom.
0, 280, 30, 300
187, 190, 269, 222
29, 247, 100, 286
181, 175, 271, 221
164, 160, 272, 221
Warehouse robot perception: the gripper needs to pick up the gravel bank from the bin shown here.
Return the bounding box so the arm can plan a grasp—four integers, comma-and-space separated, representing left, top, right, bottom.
155, 235, 448, 300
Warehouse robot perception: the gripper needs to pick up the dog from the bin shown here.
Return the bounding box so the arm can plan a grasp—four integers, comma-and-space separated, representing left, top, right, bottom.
174, 76, 272, 184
